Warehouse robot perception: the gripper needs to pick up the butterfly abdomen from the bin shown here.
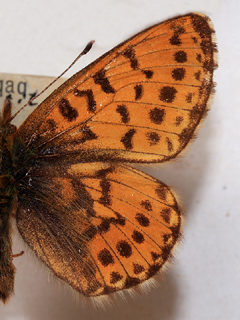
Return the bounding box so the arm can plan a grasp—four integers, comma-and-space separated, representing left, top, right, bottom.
0, 213, 16, 304
0, 118, 17, 303
0, 99, 34, 303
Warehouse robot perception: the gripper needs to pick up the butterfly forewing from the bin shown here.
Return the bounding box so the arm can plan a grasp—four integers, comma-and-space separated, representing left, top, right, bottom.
18, 13, 216, 163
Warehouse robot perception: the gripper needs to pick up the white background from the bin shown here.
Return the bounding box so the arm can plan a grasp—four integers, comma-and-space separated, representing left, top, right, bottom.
0, 0, 239, 319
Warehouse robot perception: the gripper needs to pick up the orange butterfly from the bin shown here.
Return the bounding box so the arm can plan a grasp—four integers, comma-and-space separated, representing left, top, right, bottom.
0, 13, 217, 304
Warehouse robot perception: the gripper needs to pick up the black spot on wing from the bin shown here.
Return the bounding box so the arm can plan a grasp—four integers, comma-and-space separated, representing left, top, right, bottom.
149, 107, 165, 125
98, 219, 111, 233
93, 69, 115, 94
79, 126, 98, 144
142, 69, 153, 79
174, 50, 187, 63
175, 116, 184, 126
133, 263, 145, 275
122, 47, 139, 70
192, 36, 198, 43
147, 263, 162, 278
96, 215, 126, 234
132, 230, 144, 244
160, 86, 177, 103
155, 185, 167, 201
116, 240, 132, 258
163, 234, 171, 245
99, 179, 111, 206
110, 272, 123, 284
124, 276, 141, 289
58, 98, 78, 122
135, 213, 150, 227
121, 128, 136, 150
146, 131, 160, 146
116, 105, 130, 123
95, 166, 115, 178
186, 92, 193, 103
172, 68, 186, 81
169, 26, 185, 46
74, 89, 96, 112
151, 251, 161, 261
161, 208, 171, 224
166, 137, 173, 152
194, 70, 201, 81
141, 200, 152, 211
134, 84, 143, 101
170, 33, 181, 46
98, 248, 114, 266
196, 53, 202, 62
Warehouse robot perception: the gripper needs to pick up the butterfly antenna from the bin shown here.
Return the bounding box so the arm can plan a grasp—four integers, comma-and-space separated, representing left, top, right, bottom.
12, 251, 24, 258
11, 40, 95, 121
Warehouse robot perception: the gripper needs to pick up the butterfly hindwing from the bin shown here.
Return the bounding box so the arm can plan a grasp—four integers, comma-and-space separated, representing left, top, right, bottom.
16, 161, 181, 296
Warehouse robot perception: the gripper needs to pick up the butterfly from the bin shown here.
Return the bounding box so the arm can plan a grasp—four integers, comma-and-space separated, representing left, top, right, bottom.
0, 12, 217, 304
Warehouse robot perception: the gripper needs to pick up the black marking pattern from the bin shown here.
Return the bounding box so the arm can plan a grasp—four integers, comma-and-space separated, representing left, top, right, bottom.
58, 98, 78, 122
149, 107, 165, 125
163, 234, 171, 245
122, 46, 139, 70
146, 132, 160, 146
41, 119, 57, 134
133, 263, 145, 274
196, 53, 202, 62
96, 215, 125, 235
174, 50, 187, 63
169, 26, 185, 46
161, 208, 171, 224
160, 86, 177, 103
155, 185, 167, 201
186, 92, 193, 103
74, 89, 96, 112
134, 84, 143, 100
166, 137, 173, 152
93, 69, 115, 94
96, 166, 115, 178
135, 213, 150, 227
175, 116, 184, 126
142, 69, 153, 79
98, 248, 114, 266
194, 70, 201, 81
79, 126, 98, 144
192, 36, 198, 43
172, 68, 186, 81
132, 230, 145, 244
141, 200, 152, 211
151, 252, 161, 262
99, 179, 111, 206
110, 272, 123, 284
121, 129, 136, 150
116, 105, 130, 123
116, 240, 132, 258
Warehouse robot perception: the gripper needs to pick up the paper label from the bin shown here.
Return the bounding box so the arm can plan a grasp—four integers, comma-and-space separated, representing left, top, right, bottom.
0, 73, 66, 127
